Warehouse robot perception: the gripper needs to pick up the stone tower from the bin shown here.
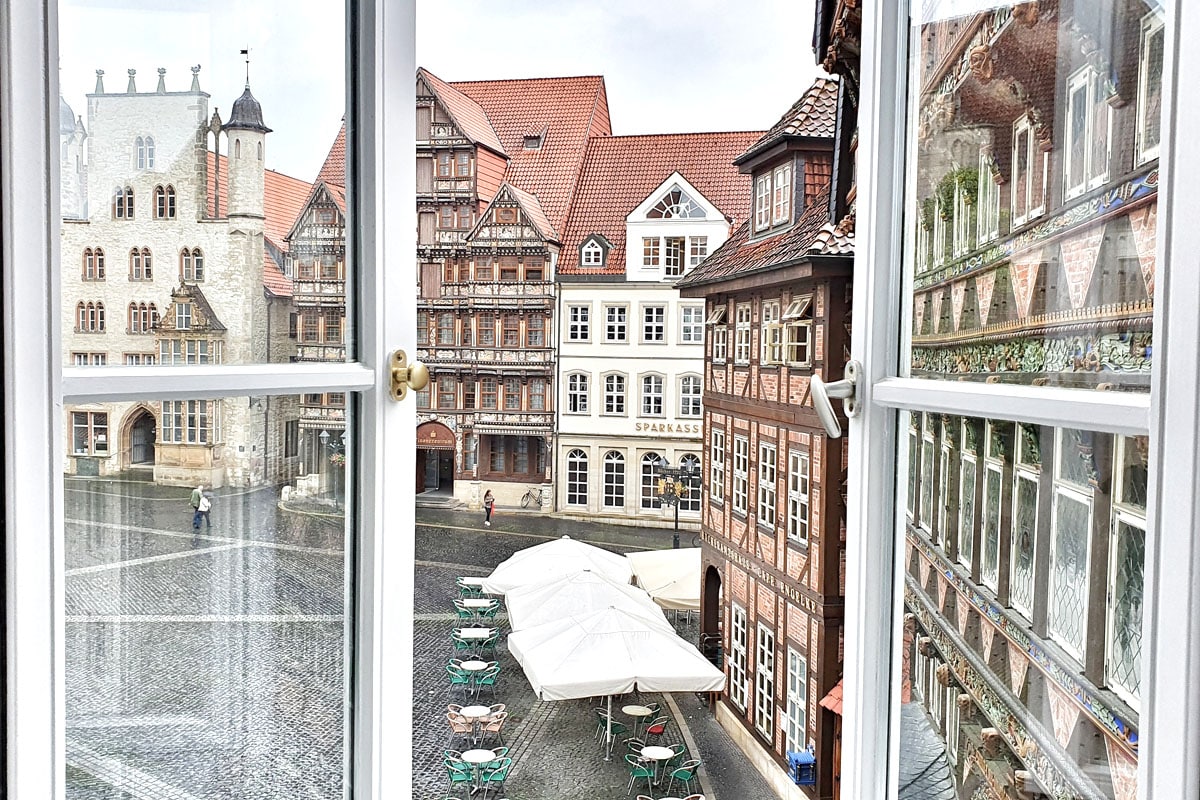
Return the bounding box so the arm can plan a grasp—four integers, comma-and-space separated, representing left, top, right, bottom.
222, 83, 270, 222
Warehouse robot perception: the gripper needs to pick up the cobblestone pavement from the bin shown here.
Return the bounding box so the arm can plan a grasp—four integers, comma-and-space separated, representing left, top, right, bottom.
62, 480, 779, 800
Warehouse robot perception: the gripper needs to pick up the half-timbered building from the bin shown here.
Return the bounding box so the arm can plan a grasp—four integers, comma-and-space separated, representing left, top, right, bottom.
414, 68, 611, 505
677, 76, 854, 800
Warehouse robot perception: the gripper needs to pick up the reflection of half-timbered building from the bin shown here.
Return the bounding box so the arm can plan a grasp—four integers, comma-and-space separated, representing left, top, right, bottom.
415, 68, 611, 504
677, 77, 853, 800
900, 3, 1159, 797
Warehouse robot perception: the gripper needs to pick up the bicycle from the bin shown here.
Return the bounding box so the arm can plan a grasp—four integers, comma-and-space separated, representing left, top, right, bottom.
520, 485, 545, 509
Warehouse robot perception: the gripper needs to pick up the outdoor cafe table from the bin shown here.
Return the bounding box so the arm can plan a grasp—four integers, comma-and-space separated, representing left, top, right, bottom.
461, 598, 495, 608
456, 627, 495, 640
459, 577, 486, 585
460, 748, 497, 792
623, 704, 654, 736
459, 705, 493, 745
639, 745, 675, 785
461, 660, 489, 697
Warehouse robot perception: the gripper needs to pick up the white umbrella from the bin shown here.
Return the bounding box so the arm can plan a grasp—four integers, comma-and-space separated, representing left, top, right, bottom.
507, 605, 726, 757
626, 547, 702, 612
505, 569, 668, 631
480, 535, 632, 595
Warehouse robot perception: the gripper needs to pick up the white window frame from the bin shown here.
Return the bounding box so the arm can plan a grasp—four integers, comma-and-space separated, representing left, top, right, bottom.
733, 434, 749, 516
754, 623, 776, 736
1012, 114, 1048, 226
772, 162, 792, 225
712, 324, 728, 362
604, 304, 628, 342
729, 604, 749, 710
1064, 65, 1113, 201
754, 173, 771, 231
566, 303, 590, 341
641, 304, 666, 343
680, 305, 704, 343
783, 295, 813, 366
710, 428, 726, 505
641, 373, 664, 417
566, 372, 590, 414
581, 239, 603, 267
689, 235, 708, 267
785, 647, 808, 754
566, 448, 588, 507
678, 374, 702, 418
843, 5, 1189, 799
787, 450, 810, 545
3, 5, 415, 797
1138, 12, 1166, 164
761, 300, 782, 364
758, 440, 777, 528
603, 372, 627, 416
734, 303, 752, 363
977, 150, 1000, 244
1010, 464, 1039, 619
603, 450, 626, 509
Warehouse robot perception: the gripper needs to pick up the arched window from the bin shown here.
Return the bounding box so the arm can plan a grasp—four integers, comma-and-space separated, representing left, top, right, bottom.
149, 302, 159, 329
83, 248, 96, 280
604, 451, 626, 509
96, 301, 105, 331
641, 452, 662, 509
235, 138, 241, 159
154, 186, 165, 218
129, 303, 141, 333
94, 247, 106, 279
87, 302, 97, 331
135, 136, 145, 169
679, 374, 702, 418
680, 454, 701, 512
129, 248, 152, 280
567, 372, 589, 414
145, 136, 155, 169
76, 302, 86, 331
257, 141, 263, 161
113, 186, 134, 219
181, 248, 204, 282
166, 185, 175, 218
566, 449, 588, 507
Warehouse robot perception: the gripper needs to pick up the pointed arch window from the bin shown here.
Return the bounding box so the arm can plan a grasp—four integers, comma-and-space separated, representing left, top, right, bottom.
154, 185, 177, 219
647, 186, 705, 219
257, 141, 263, 161
113, 186, 134, 219
77, 301, 105, 333
181, 248, 205, 282
82, 247, 106, 281
235, 138, 242, 159
135, 136, 145, 169
128, 302, 159, 334
129, 248, 152, 281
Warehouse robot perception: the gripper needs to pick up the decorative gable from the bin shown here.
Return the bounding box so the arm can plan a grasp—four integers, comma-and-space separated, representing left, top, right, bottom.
579, 234, 613, 268
157, 284, 227, 334
625, 172, 732, 281
466, 183, 557, 246
627, 172, 722, 223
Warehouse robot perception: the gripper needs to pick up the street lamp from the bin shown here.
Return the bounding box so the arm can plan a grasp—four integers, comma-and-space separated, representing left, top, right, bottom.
655, 456, 699, 549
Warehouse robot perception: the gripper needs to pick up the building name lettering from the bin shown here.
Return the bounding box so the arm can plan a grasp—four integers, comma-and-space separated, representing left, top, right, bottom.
702, 531, 814, 610
634, 422, 701, 435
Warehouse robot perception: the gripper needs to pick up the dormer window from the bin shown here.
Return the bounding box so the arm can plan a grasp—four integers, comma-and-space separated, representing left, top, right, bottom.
647, 187, 705, 219
582, 240, 603, 267
755, 161, 794, 233
523, 133, 543, 150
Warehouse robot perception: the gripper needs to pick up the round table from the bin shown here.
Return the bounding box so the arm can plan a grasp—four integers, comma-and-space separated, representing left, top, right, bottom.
639, 745, 676, 786
623, 704, 654, 736
459, 705, 492, 720
461, 660, 489, 672
460, 748, 497, 791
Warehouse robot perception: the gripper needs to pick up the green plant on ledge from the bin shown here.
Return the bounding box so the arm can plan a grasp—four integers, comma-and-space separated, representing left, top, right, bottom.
935, 167, 979, 216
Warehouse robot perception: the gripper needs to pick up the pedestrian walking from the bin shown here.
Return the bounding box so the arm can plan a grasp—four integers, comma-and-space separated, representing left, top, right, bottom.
197, 486, 213, 530
483, 489, 495, 527
190, 484, 204, 530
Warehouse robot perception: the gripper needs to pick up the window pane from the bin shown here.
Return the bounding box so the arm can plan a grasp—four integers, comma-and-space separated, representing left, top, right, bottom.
905, 4, 1164, 393
65, 395, 350, 795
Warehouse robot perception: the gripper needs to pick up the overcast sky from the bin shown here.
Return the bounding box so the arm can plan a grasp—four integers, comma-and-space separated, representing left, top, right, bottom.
60, 1, 822, 181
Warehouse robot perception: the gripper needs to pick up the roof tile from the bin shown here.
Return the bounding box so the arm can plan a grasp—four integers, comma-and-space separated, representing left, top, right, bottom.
420, 68, 507, 156
557, 132, 762, 275
315, 122, 346, 186
819, 678, 843, 716
739, 77, 840, 163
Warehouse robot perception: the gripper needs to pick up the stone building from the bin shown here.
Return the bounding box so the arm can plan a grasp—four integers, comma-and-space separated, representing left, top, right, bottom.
554, 132, 759, 524
60, 67, 310, 487
414, 68, 611, 506
676, 76, 854, 800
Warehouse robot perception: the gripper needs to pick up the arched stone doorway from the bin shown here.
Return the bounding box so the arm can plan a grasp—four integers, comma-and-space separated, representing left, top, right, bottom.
700, 564, 723, 667
416, 420, 456, 494
122, 405, 157, 470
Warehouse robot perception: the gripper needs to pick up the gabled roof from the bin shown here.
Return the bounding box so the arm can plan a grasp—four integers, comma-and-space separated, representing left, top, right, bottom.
285, 181, 347, 244
419, 68, 507, 157
735, 77, 840, 165
502, 183, 557, 243
675, 181, 852, 289
263, 253, 292, 298
167, 284, 226, 331
557, 131, 762, 275
448, 73, 612, 233
316, 122, 346, 186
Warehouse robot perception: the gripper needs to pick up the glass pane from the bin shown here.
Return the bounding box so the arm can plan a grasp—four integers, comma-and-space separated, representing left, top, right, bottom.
65, 394, 350, 796
58, 2, 350, 368
906, 2, 1165, 391
901, 413, 1142, 796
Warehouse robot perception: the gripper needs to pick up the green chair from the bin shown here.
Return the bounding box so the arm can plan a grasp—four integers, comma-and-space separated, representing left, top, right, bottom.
600, 719, 629, 758
483, 746, 509, 770
445, 760, 474, 795
666, 759, 702, 796
665, 742, 688, 769
624, 754, 655, 795
452, 600, 476, 624
480, 631, 500, 658
451, 632, 476, 658
445, 664, 471, 698
474, 665, 501, 700
478, 757, 511, 798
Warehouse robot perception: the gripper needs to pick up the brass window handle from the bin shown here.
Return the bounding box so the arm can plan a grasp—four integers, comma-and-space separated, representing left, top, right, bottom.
390, 350, 429, 401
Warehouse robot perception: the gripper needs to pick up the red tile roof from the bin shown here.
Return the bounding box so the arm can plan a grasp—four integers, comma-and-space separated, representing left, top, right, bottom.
557, 132, 763, 275
419, 68, 506, 156
503, 184, 557, 243
676, 182, 852, 289
819, 679, 843, 716
448, 74, 612, 235
263, 253, 292, 298
737, 77, 840, 164
316, 122, 346, 186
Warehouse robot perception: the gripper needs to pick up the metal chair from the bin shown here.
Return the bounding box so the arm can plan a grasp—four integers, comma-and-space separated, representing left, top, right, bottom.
624, 754, 655, 795
478, 711, 507, 746
445, 712, 474, 749
643, 714, 671, 742
666, 759, 702, 796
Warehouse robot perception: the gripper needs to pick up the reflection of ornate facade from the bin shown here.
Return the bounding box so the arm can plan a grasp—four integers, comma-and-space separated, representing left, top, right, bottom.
555, 134, 759, 523
60, 68, 310, 486
901, 3, 1158, 798
678, 77, 853, 800
414, 68, 612, 505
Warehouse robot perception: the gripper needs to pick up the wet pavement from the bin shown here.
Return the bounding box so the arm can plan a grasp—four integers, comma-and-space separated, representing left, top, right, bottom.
61, 478, 779, 799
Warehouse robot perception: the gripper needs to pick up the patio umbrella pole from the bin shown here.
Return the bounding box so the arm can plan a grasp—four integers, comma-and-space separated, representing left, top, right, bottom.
604, 695, 613, 761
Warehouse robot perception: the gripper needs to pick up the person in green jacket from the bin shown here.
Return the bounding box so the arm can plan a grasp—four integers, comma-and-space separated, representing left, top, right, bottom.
190, 484, 204, 530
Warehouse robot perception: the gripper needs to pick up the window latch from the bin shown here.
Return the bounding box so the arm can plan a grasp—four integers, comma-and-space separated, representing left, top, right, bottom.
390, 350, 430, 401
810, 360, 860, 439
